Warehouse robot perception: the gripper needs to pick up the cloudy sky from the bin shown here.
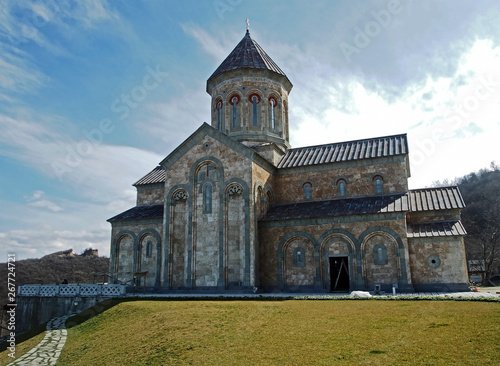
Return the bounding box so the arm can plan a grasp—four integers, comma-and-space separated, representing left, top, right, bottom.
1, 0, 499, 260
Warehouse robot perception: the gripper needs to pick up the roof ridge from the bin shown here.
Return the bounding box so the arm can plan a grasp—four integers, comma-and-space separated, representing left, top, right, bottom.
208, 30, 288, 81
285, 133, 408, 152
277, 134, 408, 168
409, 185, 460, 191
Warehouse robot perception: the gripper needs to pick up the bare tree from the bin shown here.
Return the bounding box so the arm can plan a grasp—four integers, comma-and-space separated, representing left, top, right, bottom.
458, 166, 500, 285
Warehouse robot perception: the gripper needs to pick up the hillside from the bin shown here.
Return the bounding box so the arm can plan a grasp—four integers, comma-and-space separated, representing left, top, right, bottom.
0, 249, 109, 306
51, 300, 500, 365
433, 164, 500, 284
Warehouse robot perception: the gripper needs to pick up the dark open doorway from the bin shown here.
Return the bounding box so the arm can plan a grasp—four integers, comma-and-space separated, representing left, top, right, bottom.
329, 256, 349, 292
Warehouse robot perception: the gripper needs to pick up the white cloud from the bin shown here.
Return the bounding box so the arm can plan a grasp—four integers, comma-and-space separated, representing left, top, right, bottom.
0, 199, 112, 260
0, 110, 163, 204
286, 38, 500, 188
181, 23, 238, 62
24, 190, 64, 212
28, 200, 63, 212
136, 88, 210, 150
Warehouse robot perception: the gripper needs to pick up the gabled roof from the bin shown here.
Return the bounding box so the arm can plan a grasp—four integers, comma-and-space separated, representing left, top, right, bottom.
277, 134, 408, 169
260, 193, 408, 222
133, 166, 165, 186
107, 204, 164, 223
407, 220, 466, 238
159, 122, 275, 173
408, 186, 465, 212
207, 30, 289, 82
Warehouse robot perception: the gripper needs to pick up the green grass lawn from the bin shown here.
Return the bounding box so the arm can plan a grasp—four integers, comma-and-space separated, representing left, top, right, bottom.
53, 300, 499, 366
2, 299, 498, 365
0, 332, 45, 366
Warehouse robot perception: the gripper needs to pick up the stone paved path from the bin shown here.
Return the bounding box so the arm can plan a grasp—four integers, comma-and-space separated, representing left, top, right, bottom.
7, 314, 74, 366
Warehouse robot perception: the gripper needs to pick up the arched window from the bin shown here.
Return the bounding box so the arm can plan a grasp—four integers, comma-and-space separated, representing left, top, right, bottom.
373, 243, 388, 265
293, 247, 305, 267
146, 240, 152, 258
303, 182, 312, 200
269, 97, 277, 129
266, 190, 273, 212
337, 179, 347, 197
203, 184, 212, 213
373, 175, 384, 194
216, 100, 223, 130
249, 94, 260, 126
229, 95, 240, 128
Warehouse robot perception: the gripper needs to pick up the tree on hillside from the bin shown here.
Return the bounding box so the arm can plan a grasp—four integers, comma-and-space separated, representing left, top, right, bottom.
458, 165, 500, 284
434, 163, 500, 285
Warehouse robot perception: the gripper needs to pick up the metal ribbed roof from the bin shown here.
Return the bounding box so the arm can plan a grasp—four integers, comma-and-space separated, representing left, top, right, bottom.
133, 166, 165, 186
407, 221, 467, 238
260, 193, 408, 222
107, 204, 164, 223
208, 30, 288, 81
408, 186, 465, 212
277, 134, 408, 168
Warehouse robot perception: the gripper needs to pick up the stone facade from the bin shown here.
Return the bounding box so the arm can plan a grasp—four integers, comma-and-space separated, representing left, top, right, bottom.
107, 29, 469, 293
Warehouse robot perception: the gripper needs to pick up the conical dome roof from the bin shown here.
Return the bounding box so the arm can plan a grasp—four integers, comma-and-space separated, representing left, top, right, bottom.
207, 30, 289, 82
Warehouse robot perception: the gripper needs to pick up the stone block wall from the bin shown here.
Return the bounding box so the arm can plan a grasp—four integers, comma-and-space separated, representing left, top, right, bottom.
274, 157, 409, 204
258, 214, 411, 292
136, 184, 164, 205
163, 135, 258, 289
408, 237, 469, 291
109, 219, 163, 287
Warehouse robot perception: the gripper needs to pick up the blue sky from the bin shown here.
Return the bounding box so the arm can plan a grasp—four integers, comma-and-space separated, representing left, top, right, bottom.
1, 0, 499, 260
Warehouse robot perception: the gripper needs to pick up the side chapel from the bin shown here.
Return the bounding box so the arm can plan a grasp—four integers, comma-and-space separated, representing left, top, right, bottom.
107, 27, 469, 293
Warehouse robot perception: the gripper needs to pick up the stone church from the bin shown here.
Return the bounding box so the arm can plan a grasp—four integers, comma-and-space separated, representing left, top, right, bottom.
107, 28, 469, 293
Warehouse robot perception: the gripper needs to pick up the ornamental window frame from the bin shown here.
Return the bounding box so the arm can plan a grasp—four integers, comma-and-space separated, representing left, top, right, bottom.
268, 95, 278, 130
229, 94, 241, 128
293, 247, 305, 267
248, 93, 261, 126
215, 98, 223, 130
335, 178, 347, 197
373, 174, 384, 195
145, 240, 153, 258
373, 243, 388, 265
202, 183, 213, 213
302, 181, 313, 200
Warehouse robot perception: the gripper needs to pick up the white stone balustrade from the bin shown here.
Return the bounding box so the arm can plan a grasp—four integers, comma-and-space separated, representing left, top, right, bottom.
18, 284, 126, 297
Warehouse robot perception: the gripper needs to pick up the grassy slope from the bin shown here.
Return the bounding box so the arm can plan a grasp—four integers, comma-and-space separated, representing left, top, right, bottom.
55, 300, 500, 366
0, 332, 45, 366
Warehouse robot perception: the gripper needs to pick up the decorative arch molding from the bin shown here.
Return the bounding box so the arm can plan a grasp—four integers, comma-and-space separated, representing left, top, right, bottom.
137, 228, 162, 287
167, 184, 191, 204
190, 156, 225, 181
277, 231, 319, 289
318, 230, 357, 290
333, 176, 350, 187
298, 179, 315, 188
111, 230, 136, 284
267, 92, 281, 104
264, 185, 274, 211
171, 188, 188, 203
223, 178, 251, 288
358, 226, 409, 285
225, 178, 249, 198
245, 89, 264, 101
318, 229, 358, 251
190, 157, 225, 288
253, 180, 265, 199
227, 90, 243, 103
358, 227, 405, 251
225, 182, 244, 196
